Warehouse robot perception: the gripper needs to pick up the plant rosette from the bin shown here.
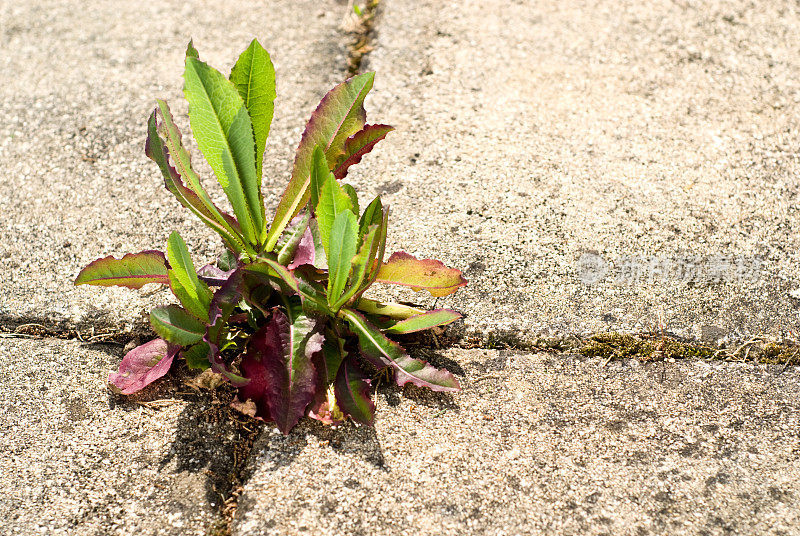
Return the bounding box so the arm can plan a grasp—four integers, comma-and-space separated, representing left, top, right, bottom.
75, 39, 467, 434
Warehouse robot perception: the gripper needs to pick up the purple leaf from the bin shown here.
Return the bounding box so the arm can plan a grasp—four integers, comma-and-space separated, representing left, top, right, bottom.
288, 225, 316, 270
334, 358, 375, 425
108, 339, 177, 394
238, 309, 322, 434
332, 124, 394, 180
197, 263, 236, 286
75, 251, 168, 289
203, 270, 249, 386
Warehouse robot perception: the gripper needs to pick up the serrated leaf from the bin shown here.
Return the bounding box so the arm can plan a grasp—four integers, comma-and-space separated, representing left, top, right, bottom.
385, 309, 462, 334
238, 308, 323, 433
358, 196, 383, 238
150, 305, 205, 346
334, 357, 374, 425
332, 124, 394, 180
327, 211, 359, 307
375, 252, 467, 297
147, 102, 250, 255
75, 251, 168, 289
182, 342, 211, 370
342, 184, 359, 215
108, 339, 177, 395
276, 213, 310, 266
317, 171, 354, 258
184, 55, 265, 246
342, 308, 460, 392
265, 72, 375, 251
230, 39, 276, 181
166, 231, 212, 319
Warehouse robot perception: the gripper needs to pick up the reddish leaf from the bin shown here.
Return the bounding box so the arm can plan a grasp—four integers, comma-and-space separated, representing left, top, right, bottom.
238, 309, 322, 433
334, 358, 374, 425
288, 225, 316, 270
75, 251, 168, 289
108, 339, 177, 394
342, 308, 461, 392
265, 72, 375, 251
375, 252, 467, 297
332, 124, 394, 180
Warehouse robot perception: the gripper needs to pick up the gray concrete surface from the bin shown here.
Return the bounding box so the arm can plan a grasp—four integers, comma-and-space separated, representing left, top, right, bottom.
0, 337, 223, 535
0, 0, 348, 333
4, 0, 800, 535
233, 349, 800, 535
351, 0, 800, 344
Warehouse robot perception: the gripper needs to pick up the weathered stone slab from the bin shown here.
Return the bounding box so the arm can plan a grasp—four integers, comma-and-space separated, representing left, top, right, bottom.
233, 350, 800, 535
349, 0, 800, 343
0, 0, 349, 333
0, 337, 227, 535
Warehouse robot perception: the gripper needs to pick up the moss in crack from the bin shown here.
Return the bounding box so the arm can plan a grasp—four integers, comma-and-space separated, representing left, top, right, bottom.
578, 332, 800, 366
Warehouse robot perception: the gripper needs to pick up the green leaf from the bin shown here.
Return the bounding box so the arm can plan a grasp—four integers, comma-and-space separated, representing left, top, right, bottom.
245, 257, 300, 294
355, 298, 426, 319
186, 40, 199, 59
75, 251, 168, 289
334, 358, 374, 425
358, 196, 383, 238
316, 171, 354, 258
327, 211, 359, 307
217, 249, 238, 271
309, 145, 329, 212
183, 55, 265, 247
230, 39, 276, 181
147, 102, 251, 256
342, 184, 359, 216
182, 342, 211, 370
385, 309, 462, 334
359, 206, 389, 293
150, 305, 205, 346
331, 224, 379, 310
166, 231, 212, 320
341, 308, 460, 392
375, 252, 467, 297
265, 72, 375, 251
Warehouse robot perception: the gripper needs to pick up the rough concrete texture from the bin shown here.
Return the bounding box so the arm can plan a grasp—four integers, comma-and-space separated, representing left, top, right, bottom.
350, 0, 800, 343
0, 0, 348, 333
234, 349, 800, 535
0, 337, 242, 535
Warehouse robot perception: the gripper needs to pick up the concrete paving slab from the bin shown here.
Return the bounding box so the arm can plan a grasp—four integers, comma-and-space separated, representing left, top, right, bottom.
0, 0, 349, 333
350, 0, 800, 344
232, 349, 800, 535
0, 337, 240, 535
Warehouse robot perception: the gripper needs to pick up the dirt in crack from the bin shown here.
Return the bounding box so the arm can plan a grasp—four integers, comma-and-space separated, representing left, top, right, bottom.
118, 365, 263, 536
345, 0, 382, 76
